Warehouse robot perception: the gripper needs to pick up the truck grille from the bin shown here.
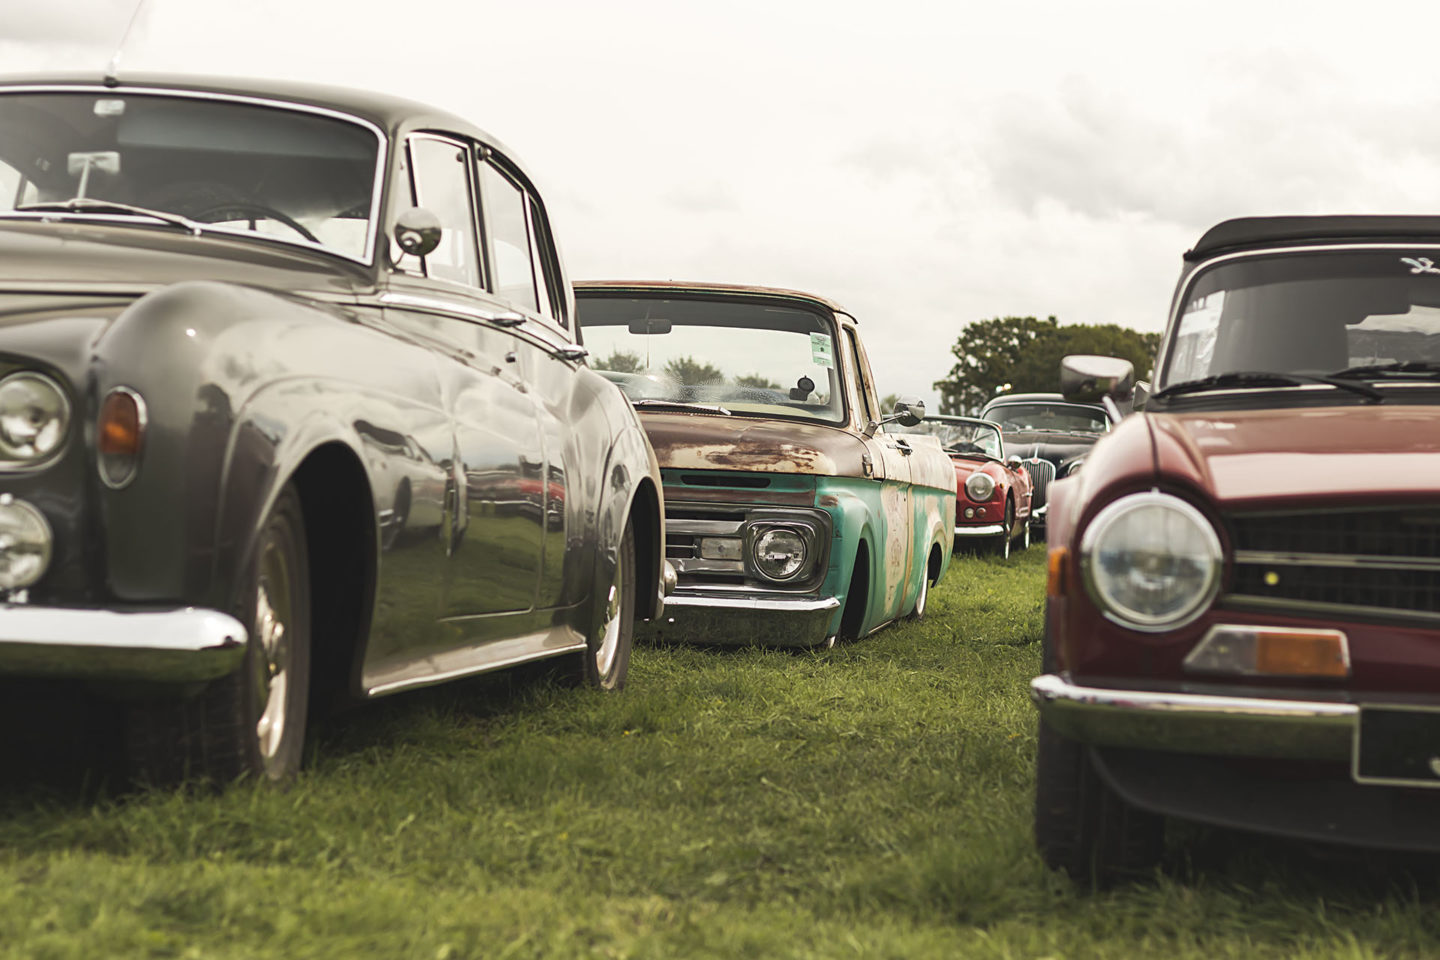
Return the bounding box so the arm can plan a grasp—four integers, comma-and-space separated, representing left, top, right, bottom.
1022, 459, 1056, 510
1224, 507, 1440, 623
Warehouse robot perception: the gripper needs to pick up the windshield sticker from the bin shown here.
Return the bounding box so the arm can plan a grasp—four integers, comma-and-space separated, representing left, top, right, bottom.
810, 332, 835, 368
1402, 256, 1440, 275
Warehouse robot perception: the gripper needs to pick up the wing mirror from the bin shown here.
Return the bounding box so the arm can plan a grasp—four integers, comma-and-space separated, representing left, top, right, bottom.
1132, 380, 1150, 412
394, 207, 443, 258
1061, 354, 1135, 422
864, 395, 925, 437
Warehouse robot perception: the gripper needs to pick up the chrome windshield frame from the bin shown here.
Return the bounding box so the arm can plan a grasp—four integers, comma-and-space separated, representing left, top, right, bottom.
0, 84, 389, 268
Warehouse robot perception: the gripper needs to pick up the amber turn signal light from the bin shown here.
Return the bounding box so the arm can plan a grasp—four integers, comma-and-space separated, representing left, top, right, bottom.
1184, 625, 1350, 679
1046, 546, 1068, 597
97, 387, 146, 488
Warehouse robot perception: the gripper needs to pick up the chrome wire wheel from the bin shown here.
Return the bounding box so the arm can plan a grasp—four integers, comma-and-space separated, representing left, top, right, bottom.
595, 543, 626, 680
1022, 517, 1032, 551
252, 542, 295, 776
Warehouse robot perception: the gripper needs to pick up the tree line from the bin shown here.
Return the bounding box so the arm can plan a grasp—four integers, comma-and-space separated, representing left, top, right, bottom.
932, 316, 1160, 415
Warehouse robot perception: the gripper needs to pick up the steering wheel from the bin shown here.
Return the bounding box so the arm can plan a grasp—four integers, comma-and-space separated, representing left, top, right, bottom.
189, 202, 320, 244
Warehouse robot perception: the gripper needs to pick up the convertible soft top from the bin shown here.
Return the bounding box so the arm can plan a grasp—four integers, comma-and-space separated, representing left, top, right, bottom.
1186, 215, 1440, 262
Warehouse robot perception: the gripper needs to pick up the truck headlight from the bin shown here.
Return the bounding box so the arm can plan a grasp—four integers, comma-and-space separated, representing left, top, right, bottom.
0, 372, 69, 462
1080, 491, 1221, 631
964, 472, 995, 502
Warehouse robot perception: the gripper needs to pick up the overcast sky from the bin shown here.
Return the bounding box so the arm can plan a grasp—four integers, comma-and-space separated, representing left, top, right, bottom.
3, 0, 1435, 407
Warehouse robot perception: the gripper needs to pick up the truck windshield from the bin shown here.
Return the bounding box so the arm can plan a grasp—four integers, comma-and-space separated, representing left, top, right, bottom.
578, 295, 847, 424
0, 91, 380, 260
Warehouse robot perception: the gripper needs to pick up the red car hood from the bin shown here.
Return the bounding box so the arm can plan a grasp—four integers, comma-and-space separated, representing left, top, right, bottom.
1151, 404, 1440, 508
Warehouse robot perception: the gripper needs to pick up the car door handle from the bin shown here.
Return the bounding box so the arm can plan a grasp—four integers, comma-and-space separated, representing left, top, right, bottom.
891, 439, 914, 455
555, 346, 588, 362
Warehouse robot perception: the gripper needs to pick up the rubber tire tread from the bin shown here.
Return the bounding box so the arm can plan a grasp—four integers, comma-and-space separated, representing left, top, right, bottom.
1034, 719, 1164, 885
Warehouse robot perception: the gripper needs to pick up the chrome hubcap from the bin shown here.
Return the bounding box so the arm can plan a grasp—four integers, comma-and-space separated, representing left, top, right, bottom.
253, 541, 292, 772
595, 549, 625, 679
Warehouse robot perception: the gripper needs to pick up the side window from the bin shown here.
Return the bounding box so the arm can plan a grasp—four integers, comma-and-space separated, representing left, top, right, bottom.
529, 197, 568, 328
843, 326, 878, 427
408, 136, 482, 287
477, 162, 540, 314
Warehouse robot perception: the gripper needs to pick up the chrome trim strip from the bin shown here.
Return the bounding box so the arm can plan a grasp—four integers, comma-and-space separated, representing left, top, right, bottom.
664, 594, 841, 614
1031, 672, 1356, 760
954, 523, 1005, 536
363, 625, 586, 697
379, 291, 523, 325
1224, 594, 1440, 625
0, 85, 387, 267
668, 518, 745, 537
1234, 549, 1440, 572
0, 605, 247, 682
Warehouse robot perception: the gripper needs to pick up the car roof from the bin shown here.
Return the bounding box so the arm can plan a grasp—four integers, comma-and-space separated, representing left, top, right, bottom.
0, 71, 518, 158
573, 280, 853, 319
1186, 215, 1440, 262
983, 393, 1066, 405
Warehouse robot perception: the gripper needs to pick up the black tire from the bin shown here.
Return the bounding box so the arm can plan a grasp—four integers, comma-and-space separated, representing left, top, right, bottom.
126, 484, 312, 787
577, 517, 636, 690
1034, 719, 1164, 884
992, 500, 1014, 559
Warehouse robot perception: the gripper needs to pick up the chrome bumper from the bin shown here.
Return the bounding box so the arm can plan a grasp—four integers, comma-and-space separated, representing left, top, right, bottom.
954, 523, 1005, 537
1030, 673, 1357, 761
0, 605, 248, 683
643, 593, 841, 647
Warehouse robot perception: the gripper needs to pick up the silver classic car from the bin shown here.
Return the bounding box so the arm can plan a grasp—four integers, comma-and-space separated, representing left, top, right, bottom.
0, 72, 668, 785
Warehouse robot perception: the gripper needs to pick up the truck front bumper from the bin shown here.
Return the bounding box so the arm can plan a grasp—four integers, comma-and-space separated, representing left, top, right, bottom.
643, 593, 841, 647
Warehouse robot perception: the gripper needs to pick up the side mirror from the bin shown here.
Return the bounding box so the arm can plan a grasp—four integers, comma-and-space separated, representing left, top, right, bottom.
1132, 380, 1150, 413
1061, 355, 1135, 404
394, 207, 443, 258
864, 395, 925, 436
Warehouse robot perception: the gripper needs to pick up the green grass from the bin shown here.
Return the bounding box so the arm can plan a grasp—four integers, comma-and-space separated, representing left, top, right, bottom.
4, 547, 1440, 958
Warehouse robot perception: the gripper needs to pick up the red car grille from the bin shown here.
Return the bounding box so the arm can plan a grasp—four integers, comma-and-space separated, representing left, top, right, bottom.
1224, 507, 1440, 623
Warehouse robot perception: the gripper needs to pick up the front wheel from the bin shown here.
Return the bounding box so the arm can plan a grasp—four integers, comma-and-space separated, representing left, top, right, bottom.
577, 517, 636, 690
1034, 720, 1164, 884
992, 500, 1014, 560
906, 562, 930, 620
127, 484, 312, 787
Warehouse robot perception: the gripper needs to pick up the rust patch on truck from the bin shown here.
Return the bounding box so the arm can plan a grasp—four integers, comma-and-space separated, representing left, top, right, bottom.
641, 411, 868, 478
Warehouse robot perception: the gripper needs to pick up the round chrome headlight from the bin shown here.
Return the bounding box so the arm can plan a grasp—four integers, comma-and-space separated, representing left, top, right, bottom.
0, 372, 69, 462
964, 472, 996, 502
752, 527, 808, 581
0, 495, 52, 589
1080, 491, 1222, 631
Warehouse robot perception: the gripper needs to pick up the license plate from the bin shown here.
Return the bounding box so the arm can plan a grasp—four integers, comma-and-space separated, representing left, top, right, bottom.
1353, 705, 1440, 788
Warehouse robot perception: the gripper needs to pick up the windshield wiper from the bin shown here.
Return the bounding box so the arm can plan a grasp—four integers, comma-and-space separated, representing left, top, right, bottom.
14, 199, 203, 234
1331, 361, 1440, 382
630, 399, 733, 416
1153, 370, 1384, 403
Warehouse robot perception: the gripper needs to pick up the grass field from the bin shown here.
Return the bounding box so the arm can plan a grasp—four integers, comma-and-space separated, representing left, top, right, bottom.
4, 547, 1440, 958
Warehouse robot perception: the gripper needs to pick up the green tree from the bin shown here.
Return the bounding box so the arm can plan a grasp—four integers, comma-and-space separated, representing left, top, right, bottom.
591, 349, 642, 373
879, 392, 899, 414
933, 316, 1160, 415
664, 355, 725, 385
735, 374, 781, 389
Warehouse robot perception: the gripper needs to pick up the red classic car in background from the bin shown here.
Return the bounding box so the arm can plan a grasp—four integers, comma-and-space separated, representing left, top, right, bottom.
1032, 215, 1440, 881
905, 416, 1033, 558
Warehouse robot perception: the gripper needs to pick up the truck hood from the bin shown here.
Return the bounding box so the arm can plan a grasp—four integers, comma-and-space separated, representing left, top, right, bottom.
1151, 404, 1440, 508
638, 410, 868, 477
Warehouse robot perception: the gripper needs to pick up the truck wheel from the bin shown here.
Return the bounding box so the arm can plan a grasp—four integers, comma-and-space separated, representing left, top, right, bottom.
1034, 719, 1163, 884
906, 562, 930, 620
577, 517, 635, 689
127, 484, 312, 787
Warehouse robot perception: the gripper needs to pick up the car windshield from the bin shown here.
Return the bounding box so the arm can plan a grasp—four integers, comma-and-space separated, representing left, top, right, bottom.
904, 418, 1002, 458
0, 91, 380, 260
988, 403, 1108, 434
578, 295, 846, 423
1162, 250, 1440, 393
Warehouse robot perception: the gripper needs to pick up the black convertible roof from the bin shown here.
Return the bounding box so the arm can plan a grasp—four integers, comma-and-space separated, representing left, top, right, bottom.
1186, 216, 1440, 262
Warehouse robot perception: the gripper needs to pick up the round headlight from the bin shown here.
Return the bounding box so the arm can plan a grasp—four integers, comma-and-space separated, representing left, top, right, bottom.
0, 372, 69, 461
752, 527, 808, 581
964, 472, 996, 502
1080, 491, 1222, 631
0, 495, 52, 589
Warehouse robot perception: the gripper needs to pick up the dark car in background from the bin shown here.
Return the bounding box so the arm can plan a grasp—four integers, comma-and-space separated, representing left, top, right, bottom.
978, 392, 1113, 536
0, 73, 667, 786
1033, 215, 1440, 880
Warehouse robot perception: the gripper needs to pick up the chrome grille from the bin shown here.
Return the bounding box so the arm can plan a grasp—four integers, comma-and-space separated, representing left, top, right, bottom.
1225, 507, 1440, 623
1022, 459, 1056, 510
